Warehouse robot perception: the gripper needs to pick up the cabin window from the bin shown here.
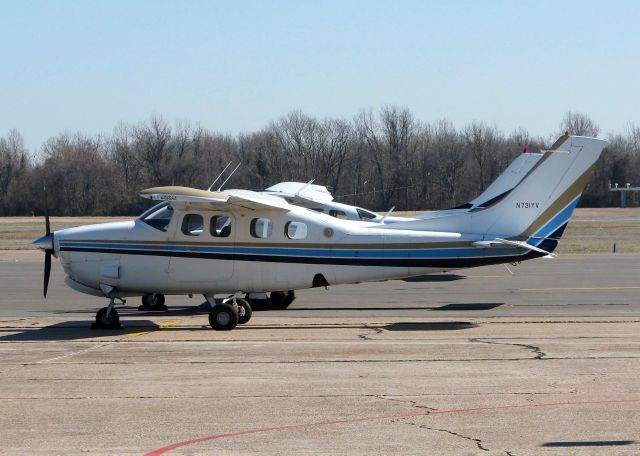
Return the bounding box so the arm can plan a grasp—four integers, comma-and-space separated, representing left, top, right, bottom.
250, 218, 273, 239
140, 203, 174, 232
182, 214, 204, 236
329, 209, 348, 220
357, 208, 378, 220
285, 221, 308, 240
211, 215, 232, 237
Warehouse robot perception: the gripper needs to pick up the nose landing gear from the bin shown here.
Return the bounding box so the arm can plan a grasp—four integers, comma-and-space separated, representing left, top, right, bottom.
92, 298, 123, 329
270, 290, 296, 309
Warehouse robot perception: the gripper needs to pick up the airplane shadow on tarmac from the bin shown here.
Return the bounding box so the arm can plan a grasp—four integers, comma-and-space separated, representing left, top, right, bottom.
542, 441, 636, 447
383, 321, 478, 331
282, 302, 505, 312
401, 274, 466, 282
0, 320, 165, 342
0, 320, 481, 341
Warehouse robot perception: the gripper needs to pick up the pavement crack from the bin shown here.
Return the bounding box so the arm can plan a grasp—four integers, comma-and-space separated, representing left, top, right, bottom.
357, 324, 384, 341
401, 420, 490, 452
375, 395, 437, 411
471, 338, 546, 359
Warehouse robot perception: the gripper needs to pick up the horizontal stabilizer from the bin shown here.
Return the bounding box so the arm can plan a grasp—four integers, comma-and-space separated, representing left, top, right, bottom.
473, 238, 557, 257
265, 181, 334, 203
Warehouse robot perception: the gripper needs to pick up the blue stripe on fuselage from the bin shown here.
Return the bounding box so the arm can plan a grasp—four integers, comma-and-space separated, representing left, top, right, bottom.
59, 241, 524, 259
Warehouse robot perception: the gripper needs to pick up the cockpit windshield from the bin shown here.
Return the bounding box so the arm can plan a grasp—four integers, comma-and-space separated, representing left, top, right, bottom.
140, 202, 174, 232
357, 208, 378, 220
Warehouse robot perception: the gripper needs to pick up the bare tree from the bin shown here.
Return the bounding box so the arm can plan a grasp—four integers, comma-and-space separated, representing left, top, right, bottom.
462, 121, 501, 193
6, 108, 639, 216
0, 130, 33, 215
559, 111, 600, 137
355, 106, 417, 209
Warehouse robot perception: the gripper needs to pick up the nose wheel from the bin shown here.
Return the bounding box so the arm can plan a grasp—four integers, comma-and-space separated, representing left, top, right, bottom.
92, 298, 122, 329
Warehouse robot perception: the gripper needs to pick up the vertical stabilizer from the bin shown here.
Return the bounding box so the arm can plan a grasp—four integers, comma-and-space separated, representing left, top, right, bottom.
389, 135, 607, 252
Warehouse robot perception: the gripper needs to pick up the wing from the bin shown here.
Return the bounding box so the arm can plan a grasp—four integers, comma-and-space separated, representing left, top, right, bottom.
140, 186, 290, 212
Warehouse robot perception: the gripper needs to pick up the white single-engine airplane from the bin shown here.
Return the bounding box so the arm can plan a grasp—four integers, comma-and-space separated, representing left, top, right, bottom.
33, 134, 606, 330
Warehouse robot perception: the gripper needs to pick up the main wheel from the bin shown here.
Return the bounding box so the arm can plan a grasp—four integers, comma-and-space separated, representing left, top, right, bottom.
140, 293, 167, 311
95, 307, 120, 329
236, 298, 252, 324
270, 290, 295, 309
208, 303, 238, 331
245, 293, 268, 311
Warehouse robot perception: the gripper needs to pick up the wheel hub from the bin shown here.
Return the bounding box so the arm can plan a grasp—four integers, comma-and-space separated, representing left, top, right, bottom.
216, 312, 230, 326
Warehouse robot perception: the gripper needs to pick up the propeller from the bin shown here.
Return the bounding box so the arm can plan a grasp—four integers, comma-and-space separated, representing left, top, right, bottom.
33, 186, 54, 298
44, 243, 51, 298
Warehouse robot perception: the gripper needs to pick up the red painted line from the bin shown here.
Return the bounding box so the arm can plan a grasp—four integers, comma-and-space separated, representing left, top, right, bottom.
145, 398, 640, 455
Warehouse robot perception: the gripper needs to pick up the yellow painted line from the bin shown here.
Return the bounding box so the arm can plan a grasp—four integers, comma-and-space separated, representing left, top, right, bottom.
520, 286, 640, 292
126, 320, 182, 338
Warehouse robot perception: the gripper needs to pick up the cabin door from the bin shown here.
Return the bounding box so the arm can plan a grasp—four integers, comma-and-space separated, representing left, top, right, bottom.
168, 211, 235, 284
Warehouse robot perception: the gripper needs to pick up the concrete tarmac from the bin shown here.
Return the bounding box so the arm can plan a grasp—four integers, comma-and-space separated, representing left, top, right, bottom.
1, 252, 640, 455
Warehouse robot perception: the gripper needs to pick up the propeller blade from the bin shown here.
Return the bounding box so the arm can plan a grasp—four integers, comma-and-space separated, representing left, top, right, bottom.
45, 214, 50, 237
44, 250, 51, 298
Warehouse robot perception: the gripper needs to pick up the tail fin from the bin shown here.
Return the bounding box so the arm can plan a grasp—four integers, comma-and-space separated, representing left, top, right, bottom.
391, 134, 607, 251
463, 150, 544, 210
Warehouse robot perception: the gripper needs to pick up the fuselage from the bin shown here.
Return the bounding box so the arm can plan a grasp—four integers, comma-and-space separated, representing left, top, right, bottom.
51, 200, 527, 298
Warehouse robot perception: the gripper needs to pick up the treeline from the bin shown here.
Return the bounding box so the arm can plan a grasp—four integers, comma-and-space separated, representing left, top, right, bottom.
1, 108, 639, 216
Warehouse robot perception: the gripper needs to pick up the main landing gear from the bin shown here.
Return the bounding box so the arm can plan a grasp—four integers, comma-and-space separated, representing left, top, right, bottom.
92, 298, 123, 329
244, 290, 296, 311
138, 293, 167, 311
207, 295, 252, 331
270, 290, 296, 309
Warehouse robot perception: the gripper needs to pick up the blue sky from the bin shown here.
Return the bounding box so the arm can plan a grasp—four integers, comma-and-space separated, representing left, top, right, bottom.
1, 0, 639, 152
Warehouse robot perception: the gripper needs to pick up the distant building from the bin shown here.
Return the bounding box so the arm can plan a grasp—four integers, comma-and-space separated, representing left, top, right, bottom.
609, 183, 640, 207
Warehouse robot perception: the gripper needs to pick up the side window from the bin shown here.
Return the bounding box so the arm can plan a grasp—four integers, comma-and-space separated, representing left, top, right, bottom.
181, 214, 204, 236
210, 215, 232, 237
250, 218, 273, 239
329, 209, 348, 220
285, 221, 307, 240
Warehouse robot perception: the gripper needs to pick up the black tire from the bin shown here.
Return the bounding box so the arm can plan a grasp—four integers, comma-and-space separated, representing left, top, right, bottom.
270, 290, 296, 309
236, 298, 252, 324
245, 294, 268, 311
209, 303, 238, 330
141, 293, 167, 311
94, 307, 120, 329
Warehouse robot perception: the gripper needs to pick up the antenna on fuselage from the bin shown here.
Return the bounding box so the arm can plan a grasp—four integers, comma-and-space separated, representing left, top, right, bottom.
378, 206, 395, 224
217, 162, 242, 191
207, 162, 232, 192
